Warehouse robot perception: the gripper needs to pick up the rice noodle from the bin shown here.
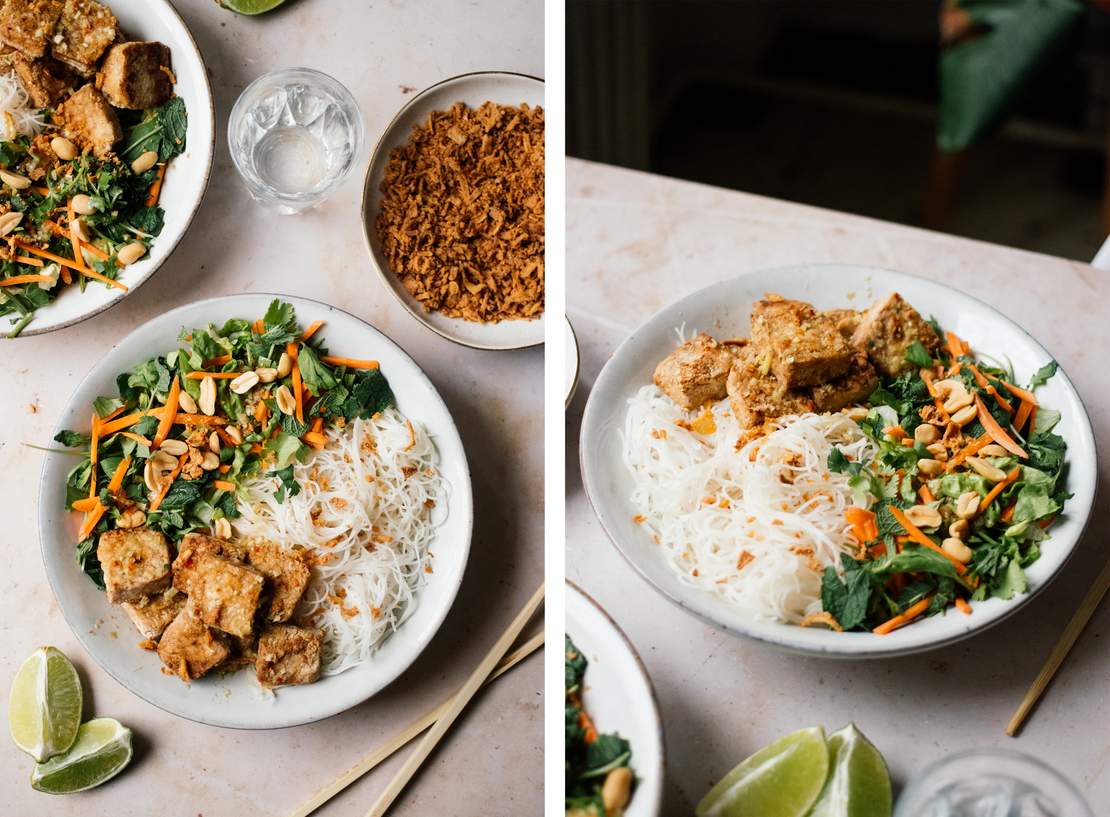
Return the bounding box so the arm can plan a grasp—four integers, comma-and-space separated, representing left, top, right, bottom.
0, 71, 46, 137
236, 410, 446, 675
623, 386, 877, 623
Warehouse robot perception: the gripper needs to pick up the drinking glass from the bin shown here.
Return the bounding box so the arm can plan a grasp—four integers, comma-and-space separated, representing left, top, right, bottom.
228, 67, 364, 214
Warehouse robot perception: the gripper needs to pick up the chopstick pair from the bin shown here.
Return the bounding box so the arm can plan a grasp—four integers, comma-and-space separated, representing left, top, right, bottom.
1006, 557, 1110, 736
288, 582, 546, 817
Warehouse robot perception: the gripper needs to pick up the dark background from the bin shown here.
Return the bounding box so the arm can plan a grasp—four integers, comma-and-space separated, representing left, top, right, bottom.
567, 1, 1110, 260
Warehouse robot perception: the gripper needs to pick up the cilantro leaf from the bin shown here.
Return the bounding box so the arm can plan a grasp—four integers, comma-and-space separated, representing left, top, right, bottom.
268, 464, 302, 503
1028, 360, 1058, 390
821, 555, 873, 631
54, 429, 90, 448
296, 344, 337, 393
904, 340, 933, 368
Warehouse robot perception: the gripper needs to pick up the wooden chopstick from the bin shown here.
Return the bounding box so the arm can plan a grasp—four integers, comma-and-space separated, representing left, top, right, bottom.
365, 582, 545, 817
1006, 557, 1110, 736
287, 628, 544, 817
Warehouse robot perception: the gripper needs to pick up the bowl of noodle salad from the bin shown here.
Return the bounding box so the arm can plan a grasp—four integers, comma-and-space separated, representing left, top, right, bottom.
580, 265, 1096, 658
39, 293, 472, 728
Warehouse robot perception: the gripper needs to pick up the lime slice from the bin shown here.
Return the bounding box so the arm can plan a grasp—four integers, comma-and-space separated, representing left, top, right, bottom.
31, 717, 132, 794
218, 0, 287, 14
808, 724, 892, 817
696, 726, 829, 817
9, 647, 82, 763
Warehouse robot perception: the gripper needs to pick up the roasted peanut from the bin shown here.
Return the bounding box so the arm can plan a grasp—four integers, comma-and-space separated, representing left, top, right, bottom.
956, 491, 981, 520
942, 537, 973, 564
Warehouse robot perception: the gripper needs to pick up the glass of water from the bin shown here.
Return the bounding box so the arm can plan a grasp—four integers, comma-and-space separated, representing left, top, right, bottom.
228, 67, 364, 214
895, 749, 1093, 817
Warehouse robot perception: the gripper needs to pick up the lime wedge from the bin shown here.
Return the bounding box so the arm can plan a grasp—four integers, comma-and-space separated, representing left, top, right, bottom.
218, 0, 287, 14
808, 724, 892, 817
9, 647, 82, 763
31, 717, 132, 794
696, 726, 829, 817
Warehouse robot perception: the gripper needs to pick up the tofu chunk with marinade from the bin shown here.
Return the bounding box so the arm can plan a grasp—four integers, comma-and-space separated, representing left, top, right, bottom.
157, 606, 229, 682
246, 538, 311, 623
122, 586, 186, 639
96, 527, 172, 604
189, 553, 264, 638
0, 0, 63, 58
54, 84, 119, 156
6, 51, 69, 106
50, 0, 116, 75
172, 532, 248, 596
652, 334, 737, 410
811, 352, 879, 413
726, 348, 815, 430
96, 40, 173, 109
750, 296, 854, 388
822, 308, 862, 341
851, 292, 941, 378
255, 625, 323, 688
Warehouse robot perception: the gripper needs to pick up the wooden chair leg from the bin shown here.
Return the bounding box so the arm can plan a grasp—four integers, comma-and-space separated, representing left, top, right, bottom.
924, 148, 964, 231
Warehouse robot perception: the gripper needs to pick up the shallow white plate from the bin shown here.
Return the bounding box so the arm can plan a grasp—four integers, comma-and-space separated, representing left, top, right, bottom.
566, 316, 580, 407
39, 294, 473, 728
580, 264, 1097, 658
566, 582, 664, 817
10, 0, 215, 338
360, 71, 544, 351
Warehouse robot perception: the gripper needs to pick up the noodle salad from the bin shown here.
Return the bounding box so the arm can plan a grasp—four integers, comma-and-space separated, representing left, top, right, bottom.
625, 293, 1070, 636
52, 299, 446, 685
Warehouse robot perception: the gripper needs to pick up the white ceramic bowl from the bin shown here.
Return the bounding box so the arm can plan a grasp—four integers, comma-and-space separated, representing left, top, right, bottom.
566, 316, 580, 407
580, 264, 1097, 658
39, 294, 473, 728
360, 71, 544, 350
566, 582, 665, 817
12, 0, 215, 338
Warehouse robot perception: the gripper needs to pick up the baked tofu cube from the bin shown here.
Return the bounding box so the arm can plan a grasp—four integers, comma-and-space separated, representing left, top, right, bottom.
726, 350, 815, 429
652, 334, 737, 410
157, 606, 229, 681
247, 538, 311, 623
823, 308, 862, 341
189, 553, 264, 638
96, 527, 172, 604
121, 586, 186, 639
54, 84, 119, 156
172, 532, 247, 595
750, 297, 854, 388
255, 625, 322, 688
96, 40, 172, 109
0, 0, 63, 58
851, 292, 941, 378
811, 353, 879, 413
7, 51, 69, 106
50, 0, 116, 75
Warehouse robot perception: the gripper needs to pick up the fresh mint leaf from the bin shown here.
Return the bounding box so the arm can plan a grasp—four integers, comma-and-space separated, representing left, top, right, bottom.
821, 555, 873, 630
268, 464, 301, 503
904, 340, 933, 368
296, 344, 337, 393
1028, 360, 1058, 390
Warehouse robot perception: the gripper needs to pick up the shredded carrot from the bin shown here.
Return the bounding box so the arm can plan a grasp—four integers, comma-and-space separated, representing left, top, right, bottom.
955, 597, 972, 616
945, 331, 968, 360
873, 596, 932, 635
981, 467, 1021, 512
882, 425, 906, 439
1039, 515, 1056, 530
118, 431, 152, 447
106, 456, 131, 493
215, 427, 239, 447
975, 395, 1027, 458
213, 480, 235, 492
1012, 399, 1033, 435
288, 342, 304, 423
145, 164, 166, 207
71, 497, 99, 513
184, 371, 242, 380
1028, 404, 1037, 434
844, 507, 878, 543
302, 320, 325, 341
14, 255, 44, 267
1001, 380, 1038, 406
302, 431, 326, 449
44, 220, 67, 238
66, 199, 82, 268
77, 502, 106, 541
218, 464, 231, 474
253, 400, 268, 423
81, 242, 108, 262
148, 456, 185, 512
100, 407, 225, 436
919, 484, 935, 503
577, 709, 598, 744
152, 375, 181, 447
968, 364, 1014, 413
14, 240, 128, 291
1001, 503, 1016, 523
310, 417, 323, 434
888, 506, 967, 575
920, 368, 952, 422
252, 318, 264, 334
203, 354, 232, 367
0, 274, 53, 285
320, 355, 380, 370
31, 185, 48, 196
88, 413, 100, 497
946, 433, 993, 472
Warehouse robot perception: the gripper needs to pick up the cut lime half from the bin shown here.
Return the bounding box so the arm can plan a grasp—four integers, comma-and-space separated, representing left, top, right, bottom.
8, 647, 82, 763
696, 726, 829, 817
809, 724, 893, 817
31, 717, 132, 794
218, 0, 287, 14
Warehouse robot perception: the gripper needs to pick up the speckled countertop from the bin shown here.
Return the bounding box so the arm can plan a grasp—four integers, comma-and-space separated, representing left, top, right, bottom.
0, 2, 543, 815
566, 158, 1110, 813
